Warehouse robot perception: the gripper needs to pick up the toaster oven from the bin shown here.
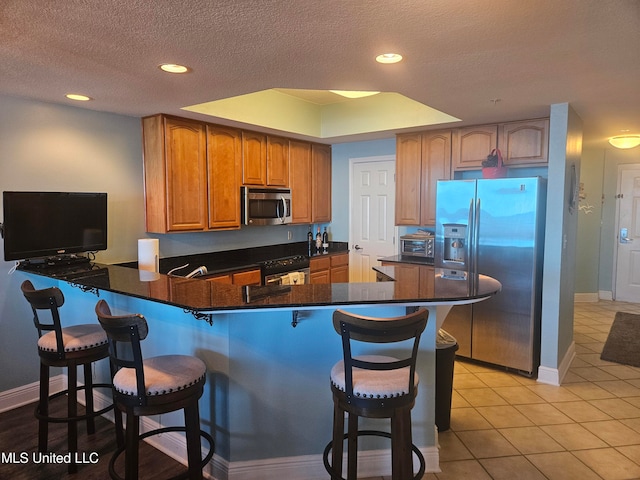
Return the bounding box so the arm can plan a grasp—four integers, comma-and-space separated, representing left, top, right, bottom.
400, 234, 435, 260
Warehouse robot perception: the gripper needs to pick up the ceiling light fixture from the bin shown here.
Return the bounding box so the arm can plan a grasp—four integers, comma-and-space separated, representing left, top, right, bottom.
159, 63, 190, 74
375, 53, 403, 64
329, 90, 380, 99
65, 94, 91, 101
609, 135, 640, 149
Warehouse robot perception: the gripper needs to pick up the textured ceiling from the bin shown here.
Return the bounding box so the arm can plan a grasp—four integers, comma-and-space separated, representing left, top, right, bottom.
1, 0, 639, 146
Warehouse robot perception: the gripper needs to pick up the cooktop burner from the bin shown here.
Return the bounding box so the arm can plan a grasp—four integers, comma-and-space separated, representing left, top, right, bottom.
260, 255, 310, 274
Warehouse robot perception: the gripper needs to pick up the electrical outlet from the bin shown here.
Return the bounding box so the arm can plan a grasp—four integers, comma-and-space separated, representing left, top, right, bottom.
287, 231, 292, 240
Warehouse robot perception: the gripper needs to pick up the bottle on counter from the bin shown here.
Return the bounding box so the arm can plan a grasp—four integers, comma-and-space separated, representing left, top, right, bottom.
307, 227, 313, 255
322, 227, 329, 254
315, 227, 322, 253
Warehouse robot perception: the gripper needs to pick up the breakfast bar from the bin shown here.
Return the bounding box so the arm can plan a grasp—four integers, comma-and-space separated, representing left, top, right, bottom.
20, 262, 500, 479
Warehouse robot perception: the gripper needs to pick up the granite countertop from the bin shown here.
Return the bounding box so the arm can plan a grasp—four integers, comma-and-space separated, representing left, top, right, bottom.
378, 254, 434, 266
20, 261, 501, 313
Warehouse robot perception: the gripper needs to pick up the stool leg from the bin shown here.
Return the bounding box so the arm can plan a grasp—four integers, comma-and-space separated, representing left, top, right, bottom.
330, 399, 344, 480
83, 363, 96, 434
346, 412, 358, 480
114, 405, 125, 449
38, 362, 49, 452
67, 364, 78, 474
125, 410, 140, 480
184, 401, 203, 480
391, 408, 413, 480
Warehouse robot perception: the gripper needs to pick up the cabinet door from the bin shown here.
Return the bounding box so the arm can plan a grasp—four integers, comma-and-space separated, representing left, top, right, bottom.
310, 270, 330, 284
499, 119, 549, 166
395, 133, 423, 225
242, 131, 267, 185
207, 274, 233, 284
207, 125, 242, 229
311, 143, 332, 222
330, 253, 349, 283
452, 125, 498, 170
289, 140, 312, 224
266, 136, 290, 186
421, 131, 451, 226
233, 269, 262, 286
164, 117, 208, 231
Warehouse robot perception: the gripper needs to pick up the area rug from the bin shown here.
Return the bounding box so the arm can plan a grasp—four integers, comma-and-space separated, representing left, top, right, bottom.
600, 312, 640, 367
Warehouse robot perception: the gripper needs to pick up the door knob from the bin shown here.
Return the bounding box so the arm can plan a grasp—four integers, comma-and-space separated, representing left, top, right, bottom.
354, 245, 363, 251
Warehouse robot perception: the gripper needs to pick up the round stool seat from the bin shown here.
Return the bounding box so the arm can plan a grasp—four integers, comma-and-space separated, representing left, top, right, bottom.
37, 324, 108, 353
330, 355, 419, 399
113, 355, 206, 396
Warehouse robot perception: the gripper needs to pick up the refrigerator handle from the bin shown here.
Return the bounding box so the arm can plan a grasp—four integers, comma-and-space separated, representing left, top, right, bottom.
466, 198, 474, 277
473, 198, 481, 277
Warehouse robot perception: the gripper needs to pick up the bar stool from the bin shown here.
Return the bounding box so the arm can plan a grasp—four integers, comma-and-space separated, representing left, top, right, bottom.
21, 280, 118, 474
95, 299, 214, 480
323, 308, 429, 480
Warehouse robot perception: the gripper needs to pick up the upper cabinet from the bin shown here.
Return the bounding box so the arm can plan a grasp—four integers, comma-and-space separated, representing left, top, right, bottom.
452, 125, 498, 171
242, 133, 290, 187
452, 118, 549, 170
143, 115, 208, 233
142, 114, 242, 233
206, 125, 243, 229
395, 130, 451, 226
312, 143, 332, 223
289, 140, 313, 224
498, 118, 549, 166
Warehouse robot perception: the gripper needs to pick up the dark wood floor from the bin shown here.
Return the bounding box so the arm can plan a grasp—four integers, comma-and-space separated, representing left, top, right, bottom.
0, 397, 188, 479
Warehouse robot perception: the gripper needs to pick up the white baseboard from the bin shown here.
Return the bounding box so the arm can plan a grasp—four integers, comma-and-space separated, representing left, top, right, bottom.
0, 374, 66, 413
228, 445, 440, 480
537, 341, 576, 386
599, 290, 613, 301
574, 292, 599, 303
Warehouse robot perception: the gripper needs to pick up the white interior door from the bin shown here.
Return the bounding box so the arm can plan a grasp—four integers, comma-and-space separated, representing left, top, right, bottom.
349, 156, 397, 282
614, 164, 640, 301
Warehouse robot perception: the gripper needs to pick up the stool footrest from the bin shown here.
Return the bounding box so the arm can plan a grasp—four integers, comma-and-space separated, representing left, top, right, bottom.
35, 383, 115, 423
107, 425, 214, 480
323, 429, 426, 480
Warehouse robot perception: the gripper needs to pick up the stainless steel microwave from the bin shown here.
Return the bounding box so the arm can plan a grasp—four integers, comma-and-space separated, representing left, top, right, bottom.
242, 187, 292, 225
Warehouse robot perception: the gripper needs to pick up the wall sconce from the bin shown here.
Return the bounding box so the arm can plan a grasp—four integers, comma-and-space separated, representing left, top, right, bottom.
609, 135, 640, 149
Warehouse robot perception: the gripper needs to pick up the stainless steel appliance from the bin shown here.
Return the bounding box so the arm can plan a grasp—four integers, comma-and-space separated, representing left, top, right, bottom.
399, 233, 435, 261
435, 177, 546, 375
242, 187, 292, 226
261, 255, 310, 285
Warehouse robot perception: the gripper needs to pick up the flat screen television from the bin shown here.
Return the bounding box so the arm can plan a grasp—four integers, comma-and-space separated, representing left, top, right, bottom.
2, 191, 107, 261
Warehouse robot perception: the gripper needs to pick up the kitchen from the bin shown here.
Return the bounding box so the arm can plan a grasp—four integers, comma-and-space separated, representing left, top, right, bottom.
1, 1, 639, 479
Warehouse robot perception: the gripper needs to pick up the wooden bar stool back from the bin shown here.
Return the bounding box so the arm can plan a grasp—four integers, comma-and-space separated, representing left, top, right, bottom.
21, 279, 117, 474
95, 299, 213, 480
323, 308, 429, 480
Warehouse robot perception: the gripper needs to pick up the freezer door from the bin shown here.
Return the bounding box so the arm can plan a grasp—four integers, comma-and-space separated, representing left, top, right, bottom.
471, 177, 545, 373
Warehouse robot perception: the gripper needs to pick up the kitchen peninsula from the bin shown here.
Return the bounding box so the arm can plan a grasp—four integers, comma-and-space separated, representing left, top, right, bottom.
20, 261, 500, 479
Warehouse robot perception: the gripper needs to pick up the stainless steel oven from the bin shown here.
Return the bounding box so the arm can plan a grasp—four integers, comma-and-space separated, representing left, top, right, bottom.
242, 187, 292, 226
261, 255, 310, 285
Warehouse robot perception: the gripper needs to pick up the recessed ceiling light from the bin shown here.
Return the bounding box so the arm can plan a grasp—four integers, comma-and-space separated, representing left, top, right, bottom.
376, 53, 403, 64
159, 63, 190, 74
65, 94, 92, 101
329, 90, 380, 99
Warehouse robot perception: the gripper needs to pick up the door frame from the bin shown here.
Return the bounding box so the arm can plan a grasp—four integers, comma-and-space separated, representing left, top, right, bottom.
612, 162, 640, 300
348, 154, 398, 282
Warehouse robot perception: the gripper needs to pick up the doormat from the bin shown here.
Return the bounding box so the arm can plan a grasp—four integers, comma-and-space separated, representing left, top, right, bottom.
600, 312, 640, 368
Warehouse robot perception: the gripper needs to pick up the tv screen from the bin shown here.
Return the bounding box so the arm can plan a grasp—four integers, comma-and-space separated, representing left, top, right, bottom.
2, 191, 107, 261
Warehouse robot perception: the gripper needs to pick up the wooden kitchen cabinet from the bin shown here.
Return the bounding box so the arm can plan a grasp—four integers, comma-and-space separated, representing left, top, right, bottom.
242, 133, 290, 187
142, 115, 208, 233
310, 256, 331, 284
207, 125, 243, 229
330, 253, 349, 283
312, 143, 332, 223
289, 140, 312, 223
498, 118, 549, 166
206, 268, 261, 286
142, 114, 243, 233
242, 131, 267, 186
452, 124, 498, 170
395, 130, 451, 226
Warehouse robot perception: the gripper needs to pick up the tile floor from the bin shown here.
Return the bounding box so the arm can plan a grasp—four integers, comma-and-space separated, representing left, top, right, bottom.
366, 300, 640, 480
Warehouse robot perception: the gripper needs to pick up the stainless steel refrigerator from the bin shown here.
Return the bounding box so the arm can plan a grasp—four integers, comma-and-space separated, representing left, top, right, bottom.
435, 177, 546, 375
